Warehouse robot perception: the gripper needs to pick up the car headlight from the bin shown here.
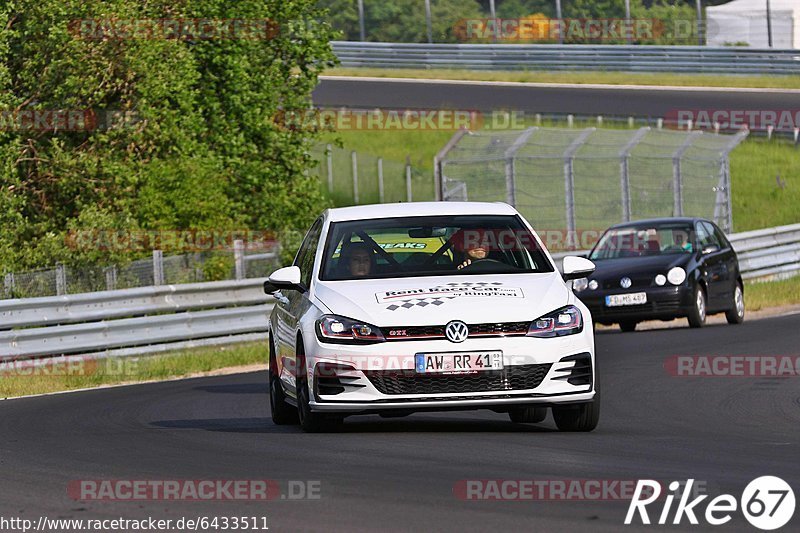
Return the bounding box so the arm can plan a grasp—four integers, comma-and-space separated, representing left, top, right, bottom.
527, 305, 583, 338
655, 274, 666, 286
572, 278, 589, 292
588, 280, 599, 290
667, 267, 686, 285
316, 315, 386, 344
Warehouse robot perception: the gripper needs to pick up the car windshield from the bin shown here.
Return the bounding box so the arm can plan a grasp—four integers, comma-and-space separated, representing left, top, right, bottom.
320, 215, 554, 281
589, 223, 694, 260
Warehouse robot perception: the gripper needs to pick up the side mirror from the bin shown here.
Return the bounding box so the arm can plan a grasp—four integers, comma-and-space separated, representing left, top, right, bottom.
701, 244, 720, 255
264, 265, 306, 294
562, 256, 596, 280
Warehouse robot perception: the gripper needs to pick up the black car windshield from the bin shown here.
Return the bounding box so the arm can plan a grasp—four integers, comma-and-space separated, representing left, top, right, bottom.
590, 223, 694, 260
320, 215, 554, 281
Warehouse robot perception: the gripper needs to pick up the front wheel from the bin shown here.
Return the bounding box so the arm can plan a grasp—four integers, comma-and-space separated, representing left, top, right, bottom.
552, 385, 600, 432
725, 283, 745, 325
687, 284, 707, 328
618, 320, 637, 333
296, 343, 342, 433
269, 341, 298, 425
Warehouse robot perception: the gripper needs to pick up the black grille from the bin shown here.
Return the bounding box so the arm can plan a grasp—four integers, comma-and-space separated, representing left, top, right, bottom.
385, 321, 529, 341
365, 364, 552, 395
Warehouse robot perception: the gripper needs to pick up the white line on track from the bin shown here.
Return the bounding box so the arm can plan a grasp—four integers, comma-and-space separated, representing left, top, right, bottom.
320, 75, 800, 94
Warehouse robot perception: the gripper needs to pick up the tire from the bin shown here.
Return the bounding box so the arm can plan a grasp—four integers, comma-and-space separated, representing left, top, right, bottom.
296, 342, 342, 433
269, 339, 298, 425
687, 284, 707, 328
725, 283, 745, 325
618, 320, 637, 332
508, 406, 548, 424
553, 385, 600, 432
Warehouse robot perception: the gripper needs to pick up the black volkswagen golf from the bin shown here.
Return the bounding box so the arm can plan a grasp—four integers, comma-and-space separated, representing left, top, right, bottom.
574, 217, 745, 332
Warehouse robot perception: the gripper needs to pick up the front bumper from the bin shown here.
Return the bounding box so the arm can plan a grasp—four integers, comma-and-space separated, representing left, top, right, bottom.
303, 333, 596, 414
578, 285, 693, 324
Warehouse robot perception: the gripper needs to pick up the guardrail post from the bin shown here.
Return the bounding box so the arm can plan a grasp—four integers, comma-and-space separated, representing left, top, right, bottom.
326, 144, 333, 194
351, 150, 359, 204
105, 266, 117, 291
153, 250, 164, 285
405, 155, 413, 202
55, 263, 67, 295
234, 239, 245, 280
378, 157, 385, 203
4, 273, 14, 298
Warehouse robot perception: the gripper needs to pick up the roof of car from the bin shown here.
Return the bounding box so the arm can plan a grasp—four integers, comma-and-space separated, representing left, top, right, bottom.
609, 216, 707, 229
325, 202, 518, 222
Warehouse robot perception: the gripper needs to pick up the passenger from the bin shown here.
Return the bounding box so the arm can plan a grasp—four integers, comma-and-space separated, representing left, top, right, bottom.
339, 241, 376, 277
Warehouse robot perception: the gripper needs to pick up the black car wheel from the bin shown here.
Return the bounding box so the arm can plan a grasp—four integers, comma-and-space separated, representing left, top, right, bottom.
508, 406, 548, 423
553, 383, 600, 432
687, 284, 707, 328
296, 342, 342, 433
269, 339, 298, 425
618, 320, 637, 332
725, 283, 745, 325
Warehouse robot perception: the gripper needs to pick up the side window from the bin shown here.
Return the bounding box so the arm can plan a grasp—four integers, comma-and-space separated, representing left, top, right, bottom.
294, 218, 323, 288
697, 222, 721, 249
711, 224, 731, 249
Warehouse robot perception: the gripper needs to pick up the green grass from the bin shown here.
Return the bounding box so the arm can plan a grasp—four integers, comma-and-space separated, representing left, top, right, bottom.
745, 276, 800, 312
329, 67, 800, 90
0, 342, 266, 399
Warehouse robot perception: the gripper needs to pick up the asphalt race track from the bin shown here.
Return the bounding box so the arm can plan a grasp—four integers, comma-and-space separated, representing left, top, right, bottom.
1, 313, 799, 532
313, 76, 800, 118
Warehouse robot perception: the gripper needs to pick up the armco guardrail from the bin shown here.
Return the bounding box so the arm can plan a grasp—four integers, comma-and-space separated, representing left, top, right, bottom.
332, 42, 800, 75
551, 223, 800, 281
0, 279, 273, 361
3, 224, 798, 361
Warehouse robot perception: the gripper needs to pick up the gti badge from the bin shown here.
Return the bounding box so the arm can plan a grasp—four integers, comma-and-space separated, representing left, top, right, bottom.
444, 320, 469, 343
620, 277, 632, 289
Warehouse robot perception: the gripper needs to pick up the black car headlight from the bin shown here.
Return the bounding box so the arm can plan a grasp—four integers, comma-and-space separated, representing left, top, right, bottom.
527, 306, 583, 338
316, 315, 386, 344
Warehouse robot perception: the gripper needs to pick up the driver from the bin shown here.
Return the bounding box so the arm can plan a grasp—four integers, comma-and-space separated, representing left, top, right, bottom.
674, 231, 693, 252
452, 228, 492, 270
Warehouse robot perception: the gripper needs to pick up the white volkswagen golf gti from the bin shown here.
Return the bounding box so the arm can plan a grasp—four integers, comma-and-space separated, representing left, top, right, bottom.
265, 202, 599, 432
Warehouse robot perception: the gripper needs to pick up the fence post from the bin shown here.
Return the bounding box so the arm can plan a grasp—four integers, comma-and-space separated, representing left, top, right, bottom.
405, 155, 413, 202
55, 263, 67, 295
326, 144, 333, 194
4, 273, 14, 298
153, 250, 164, 285
105, 266, 117, 291
378, 157, 385, 203
351, 150, 359, 204
234, 239, 245, 280
672, 132, 701, 217
434, 129, 468, 201
619, 128, 650, 222
504, 127, 538, 208
563, 129, 594, 242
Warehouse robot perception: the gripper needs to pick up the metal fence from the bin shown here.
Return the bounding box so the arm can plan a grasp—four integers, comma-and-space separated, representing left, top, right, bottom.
2, 245, 280, 301
310, 143, 432, 205
436, 127, 748, 235
332, 42, 800, 75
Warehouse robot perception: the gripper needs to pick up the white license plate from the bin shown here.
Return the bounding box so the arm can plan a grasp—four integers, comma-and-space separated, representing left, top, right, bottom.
605, 292, 648, 307
415, 351, 503, 374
